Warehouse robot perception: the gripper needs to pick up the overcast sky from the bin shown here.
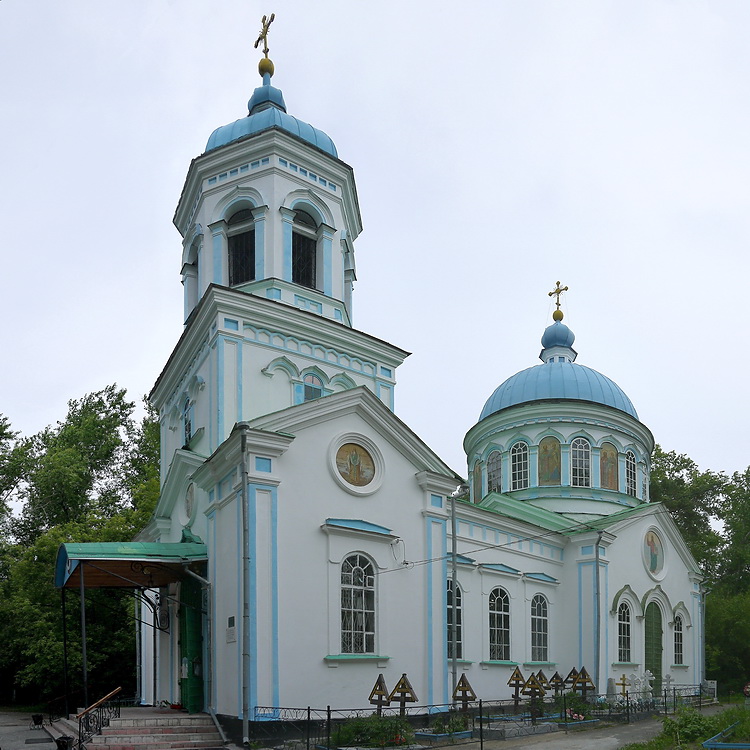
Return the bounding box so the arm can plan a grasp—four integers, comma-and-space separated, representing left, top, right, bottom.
1, 1, 748, 478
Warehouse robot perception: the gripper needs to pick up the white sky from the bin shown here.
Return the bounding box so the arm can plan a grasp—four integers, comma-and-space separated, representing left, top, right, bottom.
1, 1, 748, 478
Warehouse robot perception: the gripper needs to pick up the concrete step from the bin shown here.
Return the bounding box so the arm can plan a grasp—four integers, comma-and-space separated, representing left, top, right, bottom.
89, 732, 221, 745
91, 725, 218, 736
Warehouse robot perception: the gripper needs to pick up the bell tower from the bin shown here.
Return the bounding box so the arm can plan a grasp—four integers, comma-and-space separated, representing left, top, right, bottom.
174, 23, 361, 328
152, 28, 407, 469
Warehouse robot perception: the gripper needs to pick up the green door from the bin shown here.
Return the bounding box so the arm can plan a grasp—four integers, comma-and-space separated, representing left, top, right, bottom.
644, 602, 663, 694
179, 578, 204, 713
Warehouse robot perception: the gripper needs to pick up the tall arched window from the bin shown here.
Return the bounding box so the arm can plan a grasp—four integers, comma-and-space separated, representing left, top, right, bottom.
489, 587, 510, 661
292, 209, 317, 289
341, 554, 375, 654
472, 461, 482, 503
303, 373, 323, 401
674, 615, 684, 665
626, 451, 637, 497
511, 442, 529, 490
183, 397, 192, 447
618, 602, 631, 662
600, 442, 619, 490
447, 580, 462, 659
538, 436, 561, 486
227, 208, 255, 286
571, 438, 591, 487
487, 451, 502, 493
530, 594, 548, 661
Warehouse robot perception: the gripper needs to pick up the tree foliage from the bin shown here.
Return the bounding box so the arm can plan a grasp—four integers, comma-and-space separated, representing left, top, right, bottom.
649, 445, 726, 578
0, 386, 159, 704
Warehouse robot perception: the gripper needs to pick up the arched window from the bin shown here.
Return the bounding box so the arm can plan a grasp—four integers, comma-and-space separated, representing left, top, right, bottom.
489, 587, 510, 661
626, 451, 637, 497
530, 594, 548, 662
487, 451, 502, 493
618, 602, 631, 662
447, 580, 462, 659
303, 373, 323, 401
472, 461, 483, 503
227, 208, 255, 286
600, 442, 619, 491
571, 438, 591, 487
183, 397, 192, 447
292, 209, 317, 289
510, 442, 529, 490
538, 437, 561, 486
674, 615, 684, 665
341, 554, 375, 654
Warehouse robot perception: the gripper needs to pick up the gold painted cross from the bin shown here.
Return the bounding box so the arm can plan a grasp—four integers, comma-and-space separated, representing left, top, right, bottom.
548, 280, 569, 310
254, 13, 276, 57
616, 673, 630, 696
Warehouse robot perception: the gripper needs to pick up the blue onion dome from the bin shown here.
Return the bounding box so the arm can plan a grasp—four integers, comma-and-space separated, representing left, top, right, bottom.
205, 62, 338, 157
541, 320, 575, 350
479, 310, 638, 421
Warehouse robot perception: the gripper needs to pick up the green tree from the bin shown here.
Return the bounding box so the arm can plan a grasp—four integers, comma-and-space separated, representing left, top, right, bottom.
716, 468, 750, 594
649, 445, 726, 578
0, 388, 159, 703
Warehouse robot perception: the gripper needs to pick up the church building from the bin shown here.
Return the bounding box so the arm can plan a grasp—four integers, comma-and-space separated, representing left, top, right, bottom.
55, 30, 705, 731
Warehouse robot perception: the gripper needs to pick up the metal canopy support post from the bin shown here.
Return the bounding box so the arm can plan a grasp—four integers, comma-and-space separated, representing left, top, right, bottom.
79, 562, 89, 708
62, 588, 70, 718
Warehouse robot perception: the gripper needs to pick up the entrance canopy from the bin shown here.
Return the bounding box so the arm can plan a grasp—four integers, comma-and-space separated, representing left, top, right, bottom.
55, 542, 208, 589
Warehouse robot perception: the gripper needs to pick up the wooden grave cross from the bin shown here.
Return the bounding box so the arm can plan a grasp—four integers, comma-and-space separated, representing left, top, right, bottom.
548, 672, 565, 695
453, 673, 477, 712
508, 667, 526, 709
388, 673, 418, 716
564, 667, 579, 689
368, 673, 391, 715
572, 667, 596, 699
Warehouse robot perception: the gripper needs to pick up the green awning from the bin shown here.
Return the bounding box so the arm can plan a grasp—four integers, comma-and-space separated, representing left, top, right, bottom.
55, 542, 208, 589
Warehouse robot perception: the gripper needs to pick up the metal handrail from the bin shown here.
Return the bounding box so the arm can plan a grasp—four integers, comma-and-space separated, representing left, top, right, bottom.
76, 686, 122, 719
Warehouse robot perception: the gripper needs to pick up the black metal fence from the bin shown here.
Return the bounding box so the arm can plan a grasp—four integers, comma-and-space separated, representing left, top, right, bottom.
250, 685, 712, 750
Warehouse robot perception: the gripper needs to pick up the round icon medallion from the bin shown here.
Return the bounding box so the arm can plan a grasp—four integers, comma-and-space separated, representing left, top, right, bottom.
335, 443, 376, 487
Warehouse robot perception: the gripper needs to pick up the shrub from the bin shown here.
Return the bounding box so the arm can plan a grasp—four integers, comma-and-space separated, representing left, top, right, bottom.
330, 714, 414, 748
430, 712, 470, 734
662, 707, 720, 742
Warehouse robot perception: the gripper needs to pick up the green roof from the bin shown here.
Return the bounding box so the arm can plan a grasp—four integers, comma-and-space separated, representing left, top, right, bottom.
55, 542, 208, 589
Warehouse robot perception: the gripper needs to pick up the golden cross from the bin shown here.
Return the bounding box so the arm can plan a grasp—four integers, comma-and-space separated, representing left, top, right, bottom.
616, 673, 629, 696
254, 13, 276, 57
548, 280, 569, 310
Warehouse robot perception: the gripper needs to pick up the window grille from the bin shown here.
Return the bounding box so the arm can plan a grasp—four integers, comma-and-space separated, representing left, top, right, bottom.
489, 587, 510, 661
227, 209, 255, 286
487, 451, 502, 493
626, 451, 637, 497
292, 210, 317, 289
674, 615, 684, 665
303, 373, 323, 401
472, 461, 483, 503
618, 602, 631, 662
341, 554, 375, 654
447, 580, 462, 659
571, 438, 591, 487
530, 594, 548, 662
511, 443, 529, 490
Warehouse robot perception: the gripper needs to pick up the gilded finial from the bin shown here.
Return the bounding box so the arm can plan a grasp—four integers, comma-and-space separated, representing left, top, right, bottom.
548, 281, 568, 321
254, 13, 276, 77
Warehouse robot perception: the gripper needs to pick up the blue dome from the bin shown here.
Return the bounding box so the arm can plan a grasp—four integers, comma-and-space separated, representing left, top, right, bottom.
479, 361, 638, 420
205, 77, 338, 157
541, 321, 575, 349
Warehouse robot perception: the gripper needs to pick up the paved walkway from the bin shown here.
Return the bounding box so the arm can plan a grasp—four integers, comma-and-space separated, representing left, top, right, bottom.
0, 704, 726, 750
0, 711, 55, 750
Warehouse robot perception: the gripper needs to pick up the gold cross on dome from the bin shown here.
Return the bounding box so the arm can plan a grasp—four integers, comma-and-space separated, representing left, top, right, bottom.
548, 280, 569, 310
254, 13, 276, 57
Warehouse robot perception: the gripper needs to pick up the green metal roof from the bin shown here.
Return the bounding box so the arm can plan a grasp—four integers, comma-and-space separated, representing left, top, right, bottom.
55, 542, 208, 589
